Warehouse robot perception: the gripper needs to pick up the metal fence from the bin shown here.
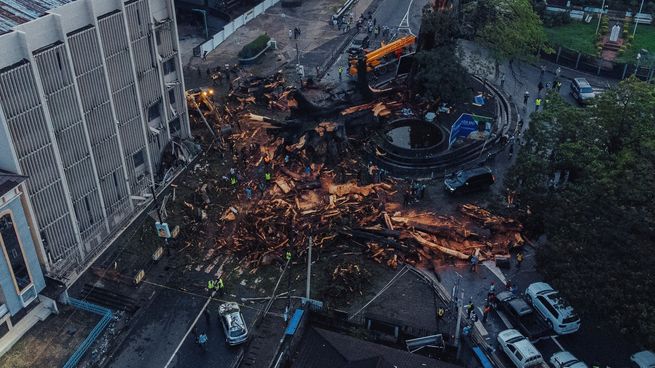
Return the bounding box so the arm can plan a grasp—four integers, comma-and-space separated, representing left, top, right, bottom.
62, 298, 114, 368
193, 0, 281, 57
543, 45, 655, 82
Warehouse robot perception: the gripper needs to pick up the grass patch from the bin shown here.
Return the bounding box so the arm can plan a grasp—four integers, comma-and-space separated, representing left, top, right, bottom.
545, 21, 597, 55
238, 34, 270, 59
618, 25, 655, 63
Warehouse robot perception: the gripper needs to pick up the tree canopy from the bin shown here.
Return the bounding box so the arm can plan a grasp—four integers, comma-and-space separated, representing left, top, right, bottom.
470, 0, 549, 62
507, 78, 655, 348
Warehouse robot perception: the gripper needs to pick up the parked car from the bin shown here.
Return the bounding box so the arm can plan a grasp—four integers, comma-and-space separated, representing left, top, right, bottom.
631, 350, 655, 368
496, 291, 551, 340
497, 329, 546, 368
570, 78, 595, 105
525, 282, 580, 335
444, 167, 495, 194
550, 351, 588, 368
218, 302, 248, 345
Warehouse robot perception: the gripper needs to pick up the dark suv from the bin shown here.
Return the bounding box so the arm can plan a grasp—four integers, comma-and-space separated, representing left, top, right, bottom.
444, 167, 495, 194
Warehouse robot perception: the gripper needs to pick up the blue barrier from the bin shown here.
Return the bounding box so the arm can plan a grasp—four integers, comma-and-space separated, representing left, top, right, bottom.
62, 298, 113, 368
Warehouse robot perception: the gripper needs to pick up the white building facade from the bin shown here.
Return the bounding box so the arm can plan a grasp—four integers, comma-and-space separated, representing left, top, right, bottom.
0, 0, 190, 282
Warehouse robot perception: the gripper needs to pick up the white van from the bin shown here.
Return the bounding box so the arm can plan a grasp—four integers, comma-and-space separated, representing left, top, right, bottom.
525, 282, 580, 335
497, 329, 545, 368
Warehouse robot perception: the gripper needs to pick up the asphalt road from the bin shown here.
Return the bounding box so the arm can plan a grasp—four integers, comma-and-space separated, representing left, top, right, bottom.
322, 0, 429, 83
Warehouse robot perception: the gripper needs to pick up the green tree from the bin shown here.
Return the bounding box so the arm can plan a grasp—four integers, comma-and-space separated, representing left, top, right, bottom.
507, 78, 655, 349
471, 0, 549, 73
414, 47, 470, 104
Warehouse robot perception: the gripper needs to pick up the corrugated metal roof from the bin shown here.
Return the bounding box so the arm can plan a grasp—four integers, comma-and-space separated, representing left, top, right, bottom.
0, 0, 75, 34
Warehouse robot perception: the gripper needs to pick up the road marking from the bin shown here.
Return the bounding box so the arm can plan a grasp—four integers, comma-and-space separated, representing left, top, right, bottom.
163, 291, 215, 368
483, 261, 508, 285
397, 0, 416, 35
551, 335, 565, 351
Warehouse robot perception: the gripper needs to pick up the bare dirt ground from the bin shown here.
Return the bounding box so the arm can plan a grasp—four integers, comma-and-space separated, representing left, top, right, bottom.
0, 305, 99, 368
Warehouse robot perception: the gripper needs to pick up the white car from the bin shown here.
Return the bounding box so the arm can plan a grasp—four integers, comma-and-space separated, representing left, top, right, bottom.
525, 282, 580, 335
550, 351, 588, 368
218, 302, 248, 346
497, 329, 545, 368
631, 350, 655, 368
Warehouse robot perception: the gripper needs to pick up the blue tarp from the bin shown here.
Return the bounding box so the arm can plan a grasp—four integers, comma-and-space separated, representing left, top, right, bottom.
473, 94, 486, 106
285, 309, 305, 336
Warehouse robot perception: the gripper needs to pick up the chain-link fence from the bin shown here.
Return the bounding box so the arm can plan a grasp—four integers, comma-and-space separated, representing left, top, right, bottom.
542, 45, 655, 82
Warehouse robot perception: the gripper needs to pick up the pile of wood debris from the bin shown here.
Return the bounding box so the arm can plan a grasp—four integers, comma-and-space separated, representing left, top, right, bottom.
190, 71, 524, 274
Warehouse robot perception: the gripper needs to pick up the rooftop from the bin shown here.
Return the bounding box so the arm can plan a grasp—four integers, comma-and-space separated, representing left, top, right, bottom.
0, 168, 27, 195
0, 0, 74, 34
291, 327, 461, 368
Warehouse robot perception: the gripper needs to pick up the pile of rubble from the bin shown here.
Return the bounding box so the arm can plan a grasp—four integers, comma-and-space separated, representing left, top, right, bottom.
186, 70, 524, 275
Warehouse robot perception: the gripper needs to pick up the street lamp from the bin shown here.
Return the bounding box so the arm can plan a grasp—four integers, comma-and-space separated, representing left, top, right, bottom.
632, 0, 646, 37
595, 1, 607, 35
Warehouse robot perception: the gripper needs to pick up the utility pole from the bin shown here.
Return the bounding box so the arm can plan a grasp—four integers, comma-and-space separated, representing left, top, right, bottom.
454, 290, 465, 359
151, 186, 169, 255
595, 0, 606, 35
633, 0, 646, 37
306, 236, 313, 299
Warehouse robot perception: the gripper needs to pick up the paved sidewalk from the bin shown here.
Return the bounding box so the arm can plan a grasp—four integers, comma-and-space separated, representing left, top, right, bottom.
182, 0, 378, 90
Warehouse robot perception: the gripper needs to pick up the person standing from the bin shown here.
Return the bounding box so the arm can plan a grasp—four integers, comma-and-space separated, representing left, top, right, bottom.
338, 66, 344, 81
217, 277, 225, 297
207, 279, 215, 293
516, 252, 524, 268
482, 304, 491, 322
535, 97, 542, 111
470, 253, 479, 272
500, 73, 506, 88
555, 66, 561, 78
523, 91, 530, 105
537, 81, 544, 94
288, 29, 293, 39
466, 301, 475, 319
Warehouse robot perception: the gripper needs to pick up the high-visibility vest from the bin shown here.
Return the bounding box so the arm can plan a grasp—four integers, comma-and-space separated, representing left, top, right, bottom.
265, 173, 271, 181
217, 278, 224, 289
231, 177, 237, 185
338, 67, 343, 74
285, 251, 292, 261
535, 98, 542, 106
208, 280, 215, 289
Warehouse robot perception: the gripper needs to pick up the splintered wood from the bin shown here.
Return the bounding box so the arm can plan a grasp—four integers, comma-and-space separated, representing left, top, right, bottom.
193, 69, 524, 274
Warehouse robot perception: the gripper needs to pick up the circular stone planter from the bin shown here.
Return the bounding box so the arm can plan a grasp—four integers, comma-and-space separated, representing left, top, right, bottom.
383, 118, 445, 150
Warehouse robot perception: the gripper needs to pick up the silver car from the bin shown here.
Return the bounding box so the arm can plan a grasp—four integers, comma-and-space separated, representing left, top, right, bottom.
219, 302, 248, 345
570, 78, 595, 105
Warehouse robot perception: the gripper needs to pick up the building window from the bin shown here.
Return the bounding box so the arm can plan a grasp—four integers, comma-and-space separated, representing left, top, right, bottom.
0, 214, 32, 292
168, 89, 176, 105
148, 102, 161, 121
84, 196, 94, 225
163, 59, 176, 75
133, 150, 145, 168
169, 118, 181, 135
56, 52, 63, 70
156, 30, 162, 45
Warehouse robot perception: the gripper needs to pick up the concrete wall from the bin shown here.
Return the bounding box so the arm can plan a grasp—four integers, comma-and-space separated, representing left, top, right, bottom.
197, 0, 280, 55
0, 190, 46, 316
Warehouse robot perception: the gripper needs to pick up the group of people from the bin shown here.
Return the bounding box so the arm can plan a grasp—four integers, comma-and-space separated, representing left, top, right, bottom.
288, 27, 302, 40
523, 65, 564, 111
207, 277, 225, 296
403, 181, 426, 206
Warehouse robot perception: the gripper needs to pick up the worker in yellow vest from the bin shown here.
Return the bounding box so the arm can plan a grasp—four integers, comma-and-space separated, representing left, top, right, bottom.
216, 277, 225, 297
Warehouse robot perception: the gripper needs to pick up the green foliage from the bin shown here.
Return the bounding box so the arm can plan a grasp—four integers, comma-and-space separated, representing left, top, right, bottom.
414, 47, 471, 104
473, 0, 551, 62
542, 12, 571, 28
417, 9, 460, 51
238, 34, 270, 59
545, 22, 598, 54
507, 79, 655, 349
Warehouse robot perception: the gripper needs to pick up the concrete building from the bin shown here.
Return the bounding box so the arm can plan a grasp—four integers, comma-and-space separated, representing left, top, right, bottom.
0, 170, 56, 356
0, 0, 191, 282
